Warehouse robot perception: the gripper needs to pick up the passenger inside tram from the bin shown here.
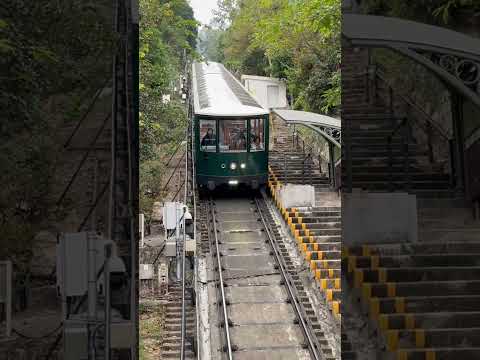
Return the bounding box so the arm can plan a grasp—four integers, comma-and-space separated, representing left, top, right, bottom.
220, 120, 247, 152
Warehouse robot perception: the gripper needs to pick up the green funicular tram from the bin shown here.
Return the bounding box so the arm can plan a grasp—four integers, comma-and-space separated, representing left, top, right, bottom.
191, 61, 270, 191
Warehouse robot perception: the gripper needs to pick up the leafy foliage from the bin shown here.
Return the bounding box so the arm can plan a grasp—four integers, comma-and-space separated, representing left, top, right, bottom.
361, 0, 480, 24
211, 0, 341, 115
139, 0, 197, 222
0, 1, 115, 266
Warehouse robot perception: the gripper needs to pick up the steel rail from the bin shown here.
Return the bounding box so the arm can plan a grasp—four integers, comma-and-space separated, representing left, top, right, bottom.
209, 198, 234, 360
254, 196, 322, 360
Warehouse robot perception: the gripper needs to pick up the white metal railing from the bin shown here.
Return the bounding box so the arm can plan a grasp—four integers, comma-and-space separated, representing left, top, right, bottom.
0, 261, 12, 338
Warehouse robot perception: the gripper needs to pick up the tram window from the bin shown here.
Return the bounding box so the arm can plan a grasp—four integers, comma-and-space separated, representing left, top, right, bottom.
219, 120, 247, 152
199, 119, 216, 152
250, 118, 265, 152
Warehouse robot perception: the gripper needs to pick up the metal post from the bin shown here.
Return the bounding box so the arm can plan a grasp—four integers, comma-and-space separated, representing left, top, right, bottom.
309, 154, 312, 186
180, 207, 186, 360
87, 234, 97, 360
427, 122, 434, 164
108, 0, 119, 242
176, 203, 181, 280
329, 143, 336, 188
449, 139, 456, 188
388, 135, 393, 192
389, 86, 394, 117
346, 123, 353, 193
404, 122, 410, 192
91, 158, 98, 231
104, 244, 112, 360
284, 153, 288, 184
302, 157, 305, 184
5, 261, 12, 338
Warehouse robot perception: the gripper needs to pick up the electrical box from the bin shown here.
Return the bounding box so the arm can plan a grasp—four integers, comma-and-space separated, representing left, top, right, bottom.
63, 318, 134, 358
63, 321, 88, 360
56, 232, 89, 297
56, 232, 126, 297
165, 236, 177, 257
163, 202, 183, 230
110, 321, 135, 349
139, 264, 154, 280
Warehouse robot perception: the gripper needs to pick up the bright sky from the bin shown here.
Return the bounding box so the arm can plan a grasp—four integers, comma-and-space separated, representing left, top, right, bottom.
189, 0, 218, 26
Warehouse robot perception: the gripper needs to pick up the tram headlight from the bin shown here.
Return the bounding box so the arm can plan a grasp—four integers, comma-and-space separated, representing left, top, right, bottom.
240, 163, 246, 169
230, 162, 237, 170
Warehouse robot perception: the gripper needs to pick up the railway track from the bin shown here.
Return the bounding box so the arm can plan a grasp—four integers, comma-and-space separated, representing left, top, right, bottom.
204, 191, 338, 360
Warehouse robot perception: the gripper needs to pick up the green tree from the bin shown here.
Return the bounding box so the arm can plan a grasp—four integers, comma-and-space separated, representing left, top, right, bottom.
139, 0, 197, 223
0, 0, 114, 267
217, 0, 341, 114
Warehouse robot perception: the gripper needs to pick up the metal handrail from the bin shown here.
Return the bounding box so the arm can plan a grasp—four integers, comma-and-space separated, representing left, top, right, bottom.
164, 141, 184, 168
387, 118, 409, 192
162, 151, 186, 196
375, 68, 451, 141
293, 127, 330, 175
301, 153, 313, 185
374, 65, 455, 192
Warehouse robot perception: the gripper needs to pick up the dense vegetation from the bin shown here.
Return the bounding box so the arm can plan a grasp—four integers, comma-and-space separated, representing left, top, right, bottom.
360, 0, 480, 24
139, 0, 197, 225
198, 0, 341, 116
0, 1, 114, 270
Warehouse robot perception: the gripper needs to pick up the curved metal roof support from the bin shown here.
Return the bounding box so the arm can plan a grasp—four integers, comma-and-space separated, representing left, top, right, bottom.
342, 14, 480, 109
272, 109, 341, 188
391, 46, 480, 109
303, 123, 341, 148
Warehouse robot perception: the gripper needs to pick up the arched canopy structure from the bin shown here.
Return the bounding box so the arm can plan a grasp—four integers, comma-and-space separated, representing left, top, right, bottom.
272, 109, 341, 148
342, 14, 480, 108
272, 109, 341, 188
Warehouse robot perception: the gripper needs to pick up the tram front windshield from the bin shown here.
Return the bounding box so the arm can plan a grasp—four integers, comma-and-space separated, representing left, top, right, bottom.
219, 120, 247, 152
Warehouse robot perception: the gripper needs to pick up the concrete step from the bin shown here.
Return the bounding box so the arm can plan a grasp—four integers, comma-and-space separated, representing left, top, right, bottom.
346, 172, 450, 181
300, 242, 341, 252
394, 347, 480, 360
352, 267, 480, 287
305, 250, 341, 260
387, 327, 480, 350
344, 242, 480, 257
291, 222, 341, 230
347, 254, 480, 270
380, 312, 480, 331
370, 295, 480, 316
363, 280, 480, 299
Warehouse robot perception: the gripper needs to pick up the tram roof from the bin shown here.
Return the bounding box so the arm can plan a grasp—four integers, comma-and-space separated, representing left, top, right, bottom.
192, 61, 270, 117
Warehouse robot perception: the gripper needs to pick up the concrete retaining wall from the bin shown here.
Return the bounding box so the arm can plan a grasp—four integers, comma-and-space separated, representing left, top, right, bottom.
343, 191, 418, 245
276, 184, 316, 208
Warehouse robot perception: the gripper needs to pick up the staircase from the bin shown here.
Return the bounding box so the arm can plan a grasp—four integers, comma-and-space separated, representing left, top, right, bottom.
268, 116, 354, 359
342, 47, 456, 198
342, 46, 480, 360
161, 282, 196, 359
269, 115, 332, 196
344, 240, 480, 360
